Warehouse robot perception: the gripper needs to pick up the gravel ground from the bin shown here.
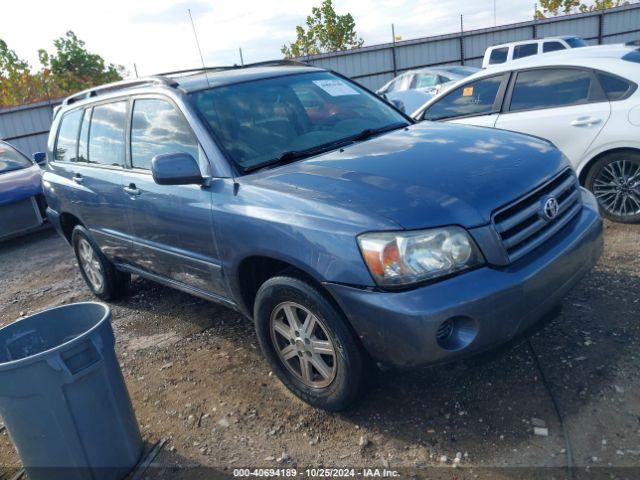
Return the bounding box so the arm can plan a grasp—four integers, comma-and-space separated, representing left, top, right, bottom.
0, 221, 638, 479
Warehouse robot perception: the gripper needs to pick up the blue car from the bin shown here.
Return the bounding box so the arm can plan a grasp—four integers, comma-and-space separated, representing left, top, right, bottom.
0, 140, 47, 241
43, 62, 603, 410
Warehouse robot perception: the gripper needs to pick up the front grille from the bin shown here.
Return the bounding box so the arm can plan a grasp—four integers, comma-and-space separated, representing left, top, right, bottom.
0, 197, 43, 240
493, 169, 582, 263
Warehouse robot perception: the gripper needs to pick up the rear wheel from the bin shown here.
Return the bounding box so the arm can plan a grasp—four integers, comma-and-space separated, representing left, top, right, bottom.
254, 276, 367, 411
585, 151, 640, 223
72, 226, 130, 300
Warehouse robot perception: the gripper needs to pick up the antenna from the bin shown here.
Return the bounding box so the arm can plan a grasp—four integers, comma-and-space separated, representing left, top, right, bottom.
187, 8, 211, 87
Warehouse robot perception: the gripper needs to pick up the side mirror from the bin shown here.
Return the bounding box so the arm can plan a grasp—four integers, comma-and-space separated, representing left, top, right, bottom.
151, 152, 203, 186
33, 152, 46, 166
389, 99, 405, 112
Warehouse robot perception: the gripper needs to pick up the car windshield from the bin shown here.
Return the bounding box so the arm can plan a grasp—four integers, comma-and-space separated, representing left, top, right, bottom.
189, 71, 408, 172
0, 144, 32, 174
565, 37, 587, 48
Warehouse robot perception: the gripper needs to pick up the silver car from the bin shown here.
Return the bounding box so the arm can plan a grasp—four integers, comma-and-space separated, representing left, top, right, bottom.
377, 66, 480, 114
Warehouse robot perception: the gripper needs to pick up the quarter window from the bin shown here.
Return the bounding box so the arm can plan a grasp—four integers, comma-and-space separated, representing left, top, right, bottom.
489, 47, 508, 65
54, 110, 83, 162
543, 41, 566, 53
131, 99, 199, 170
513, 43, 538, 59
510, 69, 593, 111
88, 101, 127, 167
423, 75, 504, 121
597, 72, 634, 100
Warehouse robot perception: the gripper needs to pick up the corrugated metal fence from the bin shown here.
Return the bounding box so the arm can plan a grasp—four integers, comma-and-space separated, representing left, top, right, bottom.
0, 99, 60, 157
300, 3, 640, 91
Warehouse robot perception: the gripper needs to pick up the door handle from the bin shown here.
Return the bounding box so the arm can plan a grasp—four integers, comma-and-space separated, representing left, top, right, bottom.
570, 116, 602, 127
123, 184, 141, 196
72, 174, 84, 184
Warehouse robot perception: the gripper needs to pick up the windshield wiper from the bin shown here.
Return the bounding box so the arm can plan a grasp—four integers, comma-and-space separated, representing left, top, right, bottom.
244, 141, 352, 173
243, 122, 408, 173
350, 122, 407, 142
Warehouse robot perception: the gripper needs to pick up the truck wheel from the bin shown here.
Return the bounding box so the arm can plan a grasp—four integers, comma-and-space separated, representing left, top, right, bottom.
585, 151, 640, 223
71, 225, 130, 300
254, 275, 367, 411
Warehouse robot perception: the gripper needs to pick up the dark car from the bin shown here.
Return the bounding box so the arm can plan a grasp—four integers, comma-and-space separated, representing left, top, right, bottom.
43, 62, 603, 411
0, 140, 47, 241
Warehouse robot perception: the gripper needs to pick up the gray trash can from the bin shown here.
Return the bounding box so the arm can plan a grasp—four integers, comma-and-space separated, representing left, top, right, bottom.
0, 302, 143, 480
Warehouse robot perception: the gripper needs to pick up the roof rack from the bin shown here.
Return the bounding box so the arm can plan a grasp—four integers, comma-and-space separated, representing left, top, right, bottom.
63, 77, 179, 106
156, 59, 311, 78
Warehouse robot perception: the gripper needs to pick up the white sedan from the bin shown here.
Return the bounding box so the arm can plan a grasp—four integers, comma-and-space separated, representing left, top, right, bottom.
412, 45, 640, 223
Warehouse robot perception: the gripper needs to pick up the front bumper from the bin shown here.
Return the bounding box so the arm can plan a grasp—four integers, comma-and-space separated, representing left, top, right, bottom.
324, 190, 603, 368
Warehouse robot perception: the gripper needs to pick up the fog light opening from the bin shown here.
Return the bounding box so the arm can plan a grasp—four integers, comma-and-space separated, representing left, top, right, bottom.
436, 316, 478, 351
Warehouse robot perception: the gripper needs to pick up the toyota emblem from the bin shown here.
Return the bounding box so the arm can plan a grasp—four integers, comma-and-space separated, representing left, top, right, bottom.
542, 197, 559, 221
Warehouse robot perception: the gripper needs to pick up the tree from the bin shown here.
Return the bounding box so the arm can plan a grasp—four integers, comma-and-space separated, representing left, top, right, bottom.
38, 31, 123, 94
282, 0, 364, 58
535, 0, 629, 18
0, 39, 46, 108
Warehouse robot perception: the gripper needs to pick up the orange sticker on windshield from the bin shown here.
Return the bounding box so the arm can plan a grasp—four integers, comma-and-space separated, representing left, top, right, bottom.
463, 87, 474, 97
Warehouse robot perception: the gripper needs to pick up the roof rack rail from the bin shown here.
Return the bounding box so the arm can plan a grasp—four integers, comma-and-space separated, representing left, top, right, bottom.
155, 59, 311, 78
63, 77, 179, 106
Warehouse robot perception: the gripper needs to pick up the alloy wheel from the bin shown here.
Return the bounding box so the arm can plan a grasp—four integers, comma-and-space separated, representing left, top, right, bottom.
592, 159, 640, 218
269, 302, 338, 389
78, 238, 104, 291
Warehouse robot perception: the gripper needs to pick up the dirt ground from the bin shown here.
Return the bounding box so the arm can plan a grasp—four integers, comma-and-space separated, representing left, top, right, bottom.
0, 221, 639, 479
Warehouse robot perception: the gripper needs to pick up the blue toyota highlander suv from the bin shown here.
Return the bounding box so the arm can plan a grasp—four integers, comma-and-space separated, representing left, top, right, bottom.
43, 61, 603, 411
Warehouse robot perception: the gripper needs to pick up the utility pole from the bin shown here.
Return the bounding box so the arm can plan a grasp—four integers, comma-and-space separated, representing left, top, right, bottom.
239, 48, 244, 66
133, 63, 139, 78
391, 23, 398, 77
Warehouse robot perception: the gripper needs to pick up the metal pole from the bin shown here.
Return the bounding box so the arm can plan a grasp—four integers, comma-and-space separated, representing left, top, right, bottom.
494, 0, 497, 26
133, 63, 139, 78
459, 15, 465, 66
598, 12, 604, 44
239, 48, 244, 66
391, 23, 398, 77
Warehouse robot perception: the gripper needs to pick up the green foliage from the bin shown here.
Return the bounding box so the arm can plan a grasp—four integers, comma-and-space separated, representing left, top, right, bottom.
282, 0, 364, 58
535, 0, 629, 18
0, 31, 123, 109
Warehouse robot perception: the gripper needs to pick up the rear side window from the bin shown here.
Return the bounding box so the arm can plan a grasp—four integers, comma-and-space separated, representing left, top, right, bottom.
565, 37, 587, 48
597, 72, 635, 100
88, 101, 127, 167
543, 41, 566, 53
424, 75, 503, 121
55, 110, 83, 162
489, 48, 508, 65
509, 69, 593, 112
513, 43, 538, 59
131, 99, 199, 170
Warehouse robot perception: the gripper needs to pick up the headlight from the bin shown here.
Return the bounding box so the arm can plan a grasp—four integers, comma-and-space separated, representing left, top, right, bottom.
357, 226, 484, 287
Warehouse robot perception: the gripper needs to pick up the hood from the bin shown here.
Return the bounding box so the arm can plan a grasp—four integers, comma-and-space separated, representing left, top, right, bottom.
0, 164, 43, 207
242, 122, 568, 229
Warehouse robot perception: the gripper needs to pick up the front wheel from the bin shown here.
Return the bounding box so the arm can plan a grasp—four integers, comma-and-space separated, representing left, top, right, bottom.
254, 276, 367, 411
585, 151, 640, 223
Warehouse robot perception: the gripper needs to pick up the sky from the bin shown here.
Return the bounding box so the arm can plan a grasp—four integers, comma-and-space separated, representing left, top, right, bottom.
2, 0, 538, 77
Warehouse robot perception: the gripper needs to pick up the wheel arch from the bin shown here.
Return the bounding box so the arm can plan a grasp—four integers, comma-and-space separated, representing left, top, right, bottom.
578, 146, 640, 185
59, 212, 85, 245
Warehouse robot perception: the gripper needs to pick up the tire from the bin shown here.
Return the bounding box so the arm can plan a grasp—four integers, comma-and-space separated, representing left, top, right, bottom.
585, 151, 640, 224
71, 225, 131, 301
254, 275, 367, 411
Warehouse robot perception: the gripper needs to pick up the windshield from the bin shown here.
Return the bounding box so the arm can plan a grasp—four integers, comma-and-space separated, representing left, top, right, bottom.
0, 144, 32, 174
189, 71, 408, 171
565, 37, 587, 48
